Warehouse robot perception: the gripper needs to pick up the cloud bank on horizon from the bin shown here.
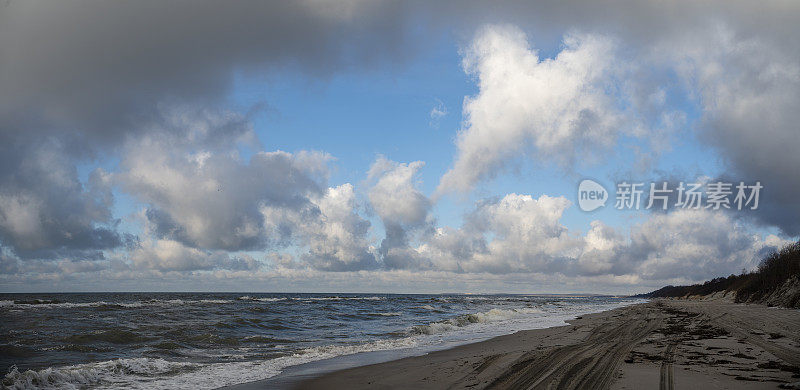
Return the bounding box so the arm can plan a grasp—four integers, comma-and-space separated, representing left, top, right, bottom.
0, 0, 798, 293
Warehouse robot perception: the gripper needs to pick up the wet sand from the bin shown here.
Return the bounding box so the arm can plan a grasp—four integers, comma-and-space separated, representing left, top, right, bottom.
293, 300, 800, 389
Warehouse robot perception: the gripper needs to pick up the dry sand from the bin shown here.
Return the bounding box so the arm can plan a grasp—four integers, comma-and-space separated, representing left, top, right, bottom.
293, 300, 800, 389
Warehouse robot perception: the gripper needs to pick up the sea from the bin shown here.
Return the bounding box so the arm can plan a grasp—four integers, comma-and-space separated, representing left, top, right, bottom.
0, 293, 643, 389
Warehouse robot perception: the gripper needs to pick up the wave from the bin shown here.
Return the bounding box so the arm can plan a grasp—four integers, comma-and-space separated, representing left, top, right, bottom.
299, 296, 384, 301
2, 358, 199, 390
164, 337, 420, 389
1, 301, 143, 309
12, 299, 64, 305
415, 304, 442, 312
236, 295, 384, 302
410, 307, 544, 335
198, 299, 233, 304
236, 296, 285, 302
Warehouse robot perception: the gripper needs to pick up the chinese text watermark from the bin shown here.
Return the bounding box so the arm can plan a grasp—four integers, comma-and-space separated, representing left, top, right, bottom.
578, 180, 762, 212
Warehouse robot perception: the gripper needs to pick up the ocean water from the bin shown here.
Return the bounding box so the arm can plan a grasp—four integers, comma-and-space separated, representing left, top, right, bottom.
0, 293, 642, 389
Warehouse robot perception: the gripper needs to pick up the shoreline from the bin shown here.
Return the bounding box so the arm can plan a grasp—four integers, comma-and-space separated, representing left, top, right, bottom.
265, 300, 800, 389
220, 300, 644, 390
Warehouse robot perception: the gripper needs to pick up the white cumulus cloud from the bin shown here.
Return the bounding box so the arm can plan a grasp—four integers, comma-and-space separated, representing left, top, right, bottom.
438, 25, 627, 194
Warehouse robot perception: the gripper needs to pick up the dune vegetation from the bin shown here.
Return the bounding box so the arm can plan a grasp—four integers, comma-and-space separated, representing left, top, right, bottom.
642, 241, 800, 308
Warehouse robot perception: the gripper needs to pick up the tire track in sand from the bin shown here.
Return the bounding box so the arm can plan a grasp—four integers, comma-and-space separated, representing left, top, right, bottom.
659, 343, 676, 390
486, 305, 664, 390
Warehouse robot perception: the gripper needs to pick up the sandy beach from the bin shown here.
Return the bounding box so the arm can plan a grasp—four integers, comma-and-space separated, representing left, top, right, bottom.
290, 300, 800, 389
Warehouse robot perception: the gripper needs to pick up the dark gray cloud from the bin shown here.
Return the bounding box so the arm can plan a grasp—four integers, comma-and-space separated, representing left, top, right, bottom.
433, 0, 798, 51
669, 28, 800, 235
601, 22, 800, 235
0, 0, 414, 141
0, 137, 121, 258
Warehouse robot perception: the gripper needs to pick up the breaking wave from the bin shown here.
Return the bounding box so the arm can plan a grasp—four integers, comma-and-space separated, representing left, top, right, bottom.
411, 307, 544, 335
236, 296, 286, 302
299, 296, 384, 301
2, 358, 199, 390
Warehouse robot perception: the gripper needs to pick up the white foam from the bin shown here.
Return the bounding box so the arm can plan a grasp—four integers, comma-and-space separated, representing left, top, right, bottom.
198, 299, 233, 304
237, 295, 385, 302
2, 358, 198, 390
236, 296, 285, 302
2, 301, 123, 309
300, 296, 384, 301
411, 307, 544, 335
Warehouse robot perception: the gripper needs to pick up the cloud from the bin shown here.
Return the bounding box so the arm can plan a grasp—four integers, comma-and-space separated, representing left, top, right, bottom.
4, 1, 790, 149
368, 157, 431, 227
573, 221, 625, 275
126, 146, 331, 251
0, 0, 415, 143
117, 108, 334, 251
115, 107, 378, 271
367, 157, 434, 269
419, 194, 786, 282
125, 181, 377, 273
1, 1, 798, 291
130, 239, 261, 272
465, 194, 577, 273
0, 0, 417, 264
429, 99, 448, 128
437, 25, 629, 194
421, 194, 577, 273
279, 184, 379, 271
437, 18, 800, 234
1, 103, 381, 274
0, 195, 790, 292
0, 138, 122, 259
656, 24, 800, 235
622, 209, 787, 280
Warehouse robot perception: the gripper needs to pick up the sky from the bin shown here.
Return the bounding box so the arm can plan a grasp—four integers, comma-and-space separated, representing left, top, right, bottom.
1, 0, 799, 294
